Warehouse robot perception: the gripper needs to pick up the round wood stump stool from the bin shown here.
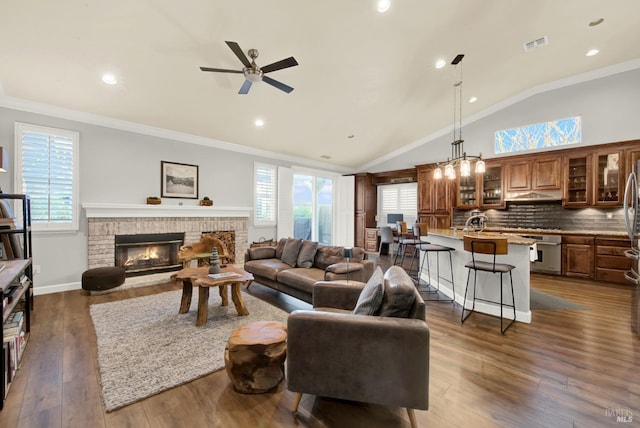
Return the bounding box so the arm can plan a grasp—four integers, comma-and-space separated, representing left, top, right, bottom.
224, 320, 287, 394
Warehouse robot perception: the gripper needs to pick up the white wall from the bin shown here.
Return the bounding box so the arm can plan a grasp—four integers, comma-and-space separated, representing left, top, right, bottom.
0, 107, 342, 291
368, 67, 640, 173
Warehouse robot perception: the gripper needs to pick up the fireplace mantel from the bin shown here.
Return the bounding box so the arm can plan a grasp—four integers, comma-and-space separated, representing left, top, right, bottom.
82, 203, 252, 219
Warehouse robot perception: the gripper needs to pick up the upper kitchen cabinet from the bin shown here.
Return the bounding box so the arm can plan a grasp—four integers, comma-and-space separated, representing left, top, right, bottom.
505, 159, 531, 192
506, 156, 561, 192
564, 153, 591, 206
563, 148, 624, 207
481, 162, 505, 209
594, 149, 623, 206
416, 164, 452, 228
456, 171, 479, 210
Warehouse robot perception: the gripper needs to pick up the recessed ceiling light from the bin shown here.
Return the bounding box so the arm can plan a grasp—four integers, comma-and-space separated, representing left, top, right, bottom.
588, 18, 604, 27
376, 0, 390, 13
469, 96, 478, 103
586, 49, 600, 57
101, 73, 117, 85
254, 118, 265, 127
435, 59, 446, 69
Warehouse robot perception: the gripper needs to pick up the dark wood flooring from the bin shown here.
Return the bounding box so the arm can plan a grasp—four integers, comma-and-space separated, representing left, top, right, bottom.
1, 255, 638, 427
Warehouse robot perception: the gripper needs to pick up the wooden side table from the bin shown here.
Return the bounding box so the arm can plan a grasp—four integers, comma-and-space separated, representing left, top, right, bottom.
225, 321, 287, 393
170, 266, 253, 326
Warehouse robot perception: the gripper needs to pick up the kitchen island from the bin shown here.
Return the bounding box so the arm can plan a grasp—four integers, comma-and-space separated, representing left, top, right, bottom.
419, 229, 536, 323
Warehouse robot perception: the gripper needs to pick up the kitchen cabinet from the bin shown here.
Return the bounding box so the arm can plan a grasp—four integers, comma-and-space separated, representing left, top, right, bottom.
563, 149, 623, 207
595, 237, 632, 284
506, 156, 561, 192
481, 163, 505, 208
364, 228, 379, 252
532, 157, 562, 190
562, 235, 594, 278
594, 149, 623, 206
506, 160, 531, 192
354, 173, 376, 248
416, 165, 452, 229
564, 153, 591, 206
456, 172, 479, 209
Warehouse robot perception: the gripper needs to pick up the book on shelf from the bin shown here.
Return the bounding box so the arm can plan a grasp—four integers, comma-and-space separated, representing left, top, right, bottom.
208, 271, 241, 279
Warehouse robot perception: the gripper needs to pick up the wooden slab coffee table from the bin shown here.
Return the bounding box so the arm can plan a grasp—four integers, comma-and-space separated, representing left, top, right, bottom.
170, 266, 253, 326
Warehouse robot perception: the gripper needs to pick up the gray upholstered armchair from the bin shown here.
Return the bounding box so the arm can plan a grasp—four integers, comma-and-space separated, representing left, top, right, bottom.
287, 266, 429, 427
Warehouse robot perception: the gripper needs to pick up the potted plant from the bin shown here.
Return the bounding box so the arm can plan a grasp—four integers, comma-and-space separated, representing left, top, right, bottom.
146, 196, 161, 205
200, 196, 213, 206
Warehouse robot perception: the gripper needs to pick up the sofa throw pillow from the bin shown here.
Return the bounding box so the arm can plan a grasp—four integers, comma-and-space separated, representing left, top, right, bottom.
353, 266, 385, 315
296, 240, 318, 268
377, 266, 416, 318
281, 238, 303, 267
275, 238, 287, 259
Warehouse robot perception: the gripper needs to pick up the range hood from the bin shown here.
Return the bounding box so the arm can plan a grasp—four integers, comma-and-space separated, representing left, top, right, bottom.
505, 190, 563, 202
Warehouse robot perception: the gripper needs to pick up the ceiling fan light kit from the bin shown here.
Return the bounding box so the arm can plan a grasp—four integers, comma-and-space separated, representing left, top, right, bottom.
200, 41, 298, 94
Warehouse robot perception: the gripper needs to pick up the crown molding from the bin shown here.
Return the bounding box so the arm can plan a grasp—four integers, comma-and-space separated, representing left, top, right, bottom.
0, 94, 354, 175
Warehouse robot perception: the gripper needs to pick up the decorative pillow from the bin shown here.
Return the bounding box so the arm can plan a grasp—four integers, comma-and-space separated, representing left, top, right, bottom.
296, 240, 319, 268
275, 238, 287, 259
353, 267, 385, 315
377, 266, 416, 318
281, 238, 303, 267
247, 246, 276, 260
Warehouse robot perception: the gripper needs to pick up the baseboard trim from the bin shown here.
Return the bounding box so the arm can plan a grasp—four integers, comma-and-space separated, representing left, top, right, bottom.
34, 282, 81, 295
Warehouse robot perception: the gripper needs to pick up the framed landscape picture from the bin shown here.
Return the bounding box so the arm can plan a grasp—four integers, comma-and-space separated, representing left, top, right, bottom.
161, 161, 199, 199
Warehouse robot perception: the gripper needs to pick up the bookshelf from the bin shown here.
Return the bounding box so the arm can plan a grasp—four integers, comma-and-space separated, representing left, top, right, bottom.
0, 194, 32, 410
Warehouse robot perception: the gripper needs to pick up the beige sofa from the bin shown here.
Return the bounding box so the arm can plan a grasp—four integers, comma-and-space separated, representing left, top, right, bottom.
244, 238, 374, 303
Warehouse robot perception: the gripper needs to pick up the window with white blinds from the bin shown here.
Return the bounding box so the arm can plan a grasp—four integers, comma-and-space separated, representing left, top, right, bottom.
254, 163, 277, 225
379, 183, 417, 222
15, 122, 79, 231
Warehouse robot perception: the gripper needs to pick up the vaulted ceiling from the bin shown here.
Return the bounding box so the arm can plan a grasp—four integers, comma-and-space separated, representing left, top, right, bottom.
1, 1, 639, 171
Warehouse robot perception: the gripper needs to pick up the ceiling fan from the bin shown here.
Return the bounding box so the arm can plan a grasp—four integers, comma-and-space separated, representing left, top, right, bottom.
200, 41, 298, 94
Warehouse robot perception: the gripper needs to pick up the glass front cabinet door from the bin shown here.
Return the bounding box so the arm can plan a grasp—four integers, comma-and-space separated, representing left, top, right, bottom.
594, 149, 623, 206
565, 154, 590, 206
456, 172, 478, 209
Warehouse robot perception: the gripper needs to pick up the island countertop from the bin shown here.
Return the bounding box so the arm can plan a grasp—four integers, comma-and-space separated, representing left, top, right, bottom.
418, 229, 534, 324
428, 228, 537, 246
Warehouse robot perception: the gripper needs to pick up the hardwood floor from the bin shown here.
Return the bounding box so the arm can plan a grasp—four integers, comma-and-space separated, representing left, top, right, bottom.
1, 256, 638, 427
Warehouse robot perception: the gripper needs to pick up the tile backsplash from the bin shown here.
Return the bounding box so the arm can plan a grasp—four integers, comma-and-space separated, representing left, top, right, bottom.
453, 201, 626, 232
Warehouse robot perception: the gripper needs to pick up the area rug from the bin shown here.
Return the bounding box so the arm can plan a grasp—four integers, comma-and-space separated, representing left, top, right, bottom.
90, 289, 288, 412
530, 288, 587, 310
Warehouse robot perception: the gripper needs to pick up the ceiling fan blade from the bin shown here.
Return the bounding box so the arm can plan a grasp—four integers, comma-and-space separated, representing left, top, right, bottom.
200, 67, 243, 73
238, 80, 252, 94
263, 75, 294, 93
261, 56, 298, 74
225, 41, 252, 68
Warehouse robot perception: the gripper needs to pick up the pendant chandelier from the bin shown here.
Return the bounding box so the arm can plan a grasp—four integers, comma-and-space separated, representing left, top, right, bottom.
433, 54, 485, 180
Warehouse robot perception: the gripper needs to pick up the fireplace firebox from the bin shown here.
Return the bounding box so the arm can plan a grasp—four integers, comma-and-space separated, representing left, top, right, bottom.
115, 233, 185, 277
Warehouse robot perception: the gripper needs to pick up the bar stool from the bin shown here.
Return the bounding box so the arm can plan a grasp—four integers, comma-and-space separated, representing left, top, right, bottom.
394, 222, 421, 272
461, 235, 516, 334
413, 226, 456, 303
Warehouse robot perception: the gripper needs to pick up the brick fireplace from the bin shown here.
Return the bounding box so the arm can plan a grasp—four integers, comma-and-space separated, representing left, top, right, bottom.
83, 203, 251, 286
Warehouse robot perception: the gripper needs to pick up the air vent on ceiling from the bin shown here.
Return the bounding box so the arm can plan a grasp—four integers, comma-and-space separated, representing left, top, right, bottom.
523, 36, 549, 52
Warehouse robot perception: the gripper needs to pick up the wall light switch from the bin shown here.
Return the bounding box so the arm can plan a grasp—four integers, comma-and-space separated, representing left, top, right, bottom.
606, 212, 613, 219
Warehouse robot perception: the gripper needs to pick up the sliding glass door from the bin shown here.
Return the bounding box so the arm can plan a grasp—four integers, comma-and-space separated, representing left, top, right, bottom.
293, 174, 333, 244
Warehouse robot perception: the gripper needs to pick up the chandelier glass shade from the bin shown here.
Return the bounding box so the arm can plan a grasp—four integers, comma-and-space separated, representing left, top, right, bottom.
433, 54, 484, 180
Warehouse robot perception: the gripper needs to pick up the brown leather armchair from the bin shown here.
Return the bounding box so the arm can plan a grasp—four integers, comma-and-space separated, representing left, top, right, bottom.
287, 267, 429, 427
